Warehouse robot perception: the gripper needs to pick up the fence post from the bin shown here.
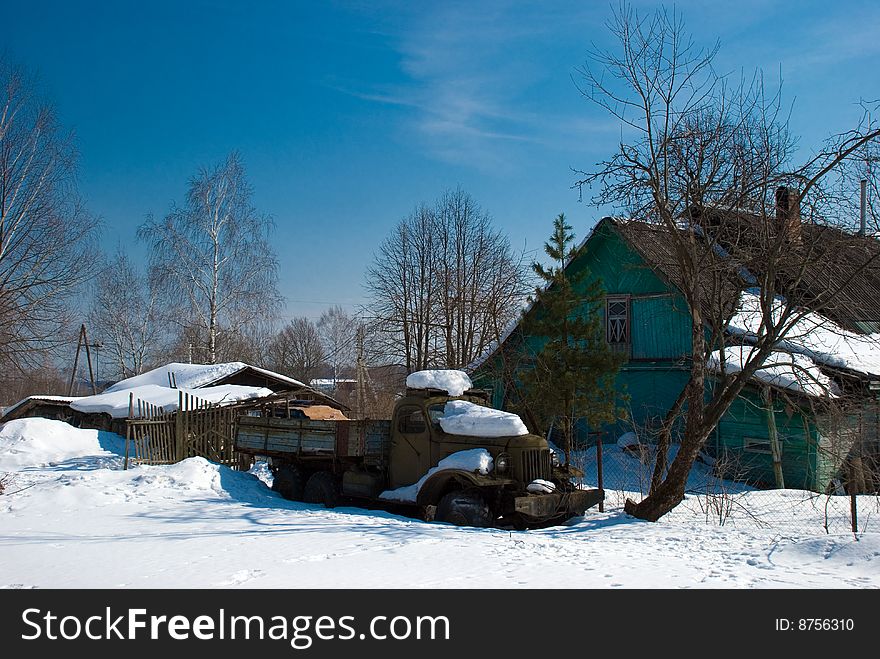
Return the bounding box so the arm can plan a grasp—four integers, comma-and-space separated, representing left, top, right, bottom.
596, 431, 604, 513
124, 392, 133, 470
176, 390, 185, 462
851, 493, 858, 534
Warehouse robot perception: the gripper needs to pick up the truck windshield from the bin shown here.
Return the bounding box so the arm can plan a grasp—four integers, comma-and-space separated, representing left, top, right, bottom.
427, 404, 446, 426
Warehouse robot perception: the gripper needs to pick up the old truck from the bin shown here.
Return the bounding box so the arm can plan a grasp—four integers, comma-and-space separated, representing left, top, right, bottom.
233, 371, 603, 528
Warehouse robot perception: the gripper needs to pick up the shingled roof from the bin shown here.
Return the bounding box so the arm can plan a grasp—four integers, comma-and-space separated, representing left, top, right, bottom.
608, 217, 744, 323
690, 206, 880, 333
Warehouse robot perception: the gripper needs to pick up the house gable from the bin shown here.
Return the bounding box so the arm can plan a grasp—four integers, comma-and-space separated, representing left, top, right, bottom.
572, 220, 692, 362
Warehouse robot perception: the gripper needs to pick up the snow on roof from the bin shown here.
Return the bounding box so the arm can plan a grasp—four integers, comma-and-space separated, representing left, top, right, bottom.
709, 345, 838, 399
70, 384, 274, 419
728, 290, 880, 378
406, 370, 473, 396
1, 395, 81, 420
378, 448, 493, 502
437, 399, 529, 437
104, 362, 306, 394
310, 379, 357, 386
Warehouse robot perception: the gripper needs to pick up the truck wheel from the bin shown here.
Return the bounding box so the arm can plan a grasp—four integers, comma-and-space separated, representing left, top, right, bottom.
435, 489, 493, 528
303, 471, 340, 509
271, 464, 305, 501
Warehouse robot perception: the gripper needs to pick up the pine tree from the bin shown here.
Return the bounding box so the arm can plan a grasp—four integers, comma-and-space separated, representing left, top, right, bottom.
519, 213, 624, 465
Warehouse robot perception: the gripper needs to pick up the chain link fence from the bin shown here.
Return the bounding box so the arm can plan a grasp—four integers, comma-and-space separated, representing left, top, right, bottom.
571, 439, 880, 534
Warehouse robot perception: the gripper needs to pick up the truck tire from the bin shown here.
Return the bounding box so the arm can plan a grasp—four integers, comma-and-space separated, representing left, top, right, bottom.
303, 471, 340, 509
435, 489, 493, 528
272, 464, 305, 501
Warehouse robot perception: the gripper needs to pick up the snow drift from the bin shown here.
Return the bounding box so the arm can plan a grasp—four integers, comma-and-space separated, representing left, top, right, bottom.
0, 418, 124, 471
1, 419, 878, 589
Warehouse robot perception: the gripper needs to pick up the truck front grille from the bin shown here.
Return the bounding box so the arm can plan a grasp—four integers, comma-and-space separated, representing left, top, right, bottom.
521, 449, 552, 483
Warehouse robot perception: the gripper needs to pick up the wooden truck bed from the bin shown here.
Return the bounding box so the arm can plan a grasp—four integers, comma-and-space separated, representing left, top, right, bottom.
235, 415, 392, 464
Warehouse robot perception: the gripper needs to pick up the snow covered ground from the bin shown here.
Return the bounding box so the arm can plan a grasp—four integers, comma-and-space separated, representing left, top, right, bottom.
1, 418, 878, 589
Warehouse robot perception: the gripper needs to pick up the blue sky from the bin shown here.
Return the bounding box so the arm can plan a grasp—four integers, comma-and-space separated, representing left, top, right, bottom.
5, 0, 879, 321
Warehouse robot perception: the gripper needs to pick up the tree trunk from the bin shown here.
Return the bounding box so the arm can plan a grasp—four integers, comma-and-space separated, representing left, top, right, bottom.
627, 306, 708, 521
650, 383, 689, 495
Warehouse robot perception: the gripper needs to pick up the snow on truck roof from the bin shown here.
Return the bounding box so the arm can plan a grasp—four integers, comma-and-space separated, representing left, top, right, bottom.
405, 370, 473, 396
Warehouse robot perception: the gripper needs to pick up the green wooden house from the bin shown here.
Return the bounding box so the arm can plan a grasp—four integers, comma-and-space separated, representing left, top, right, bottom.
472, 215, 880, 493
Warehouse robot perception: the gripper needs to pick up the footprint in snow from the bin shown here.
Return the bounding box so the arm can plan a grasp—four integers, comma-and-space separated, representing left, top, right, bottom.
220, 569, 264, 586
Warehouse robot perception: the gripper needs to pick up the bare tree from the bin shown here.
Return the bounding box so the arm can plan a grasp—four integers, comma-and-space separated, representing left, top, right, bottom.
317, 305, 357, 384
576, 5, 880, 521
87, 249, 164, 380
366, 189, 531, 371
138, 152, 282, 364
367, 205, 438, 371
0, 358, 68, 405
0, 60, 98, 371
267, 317, 325, 384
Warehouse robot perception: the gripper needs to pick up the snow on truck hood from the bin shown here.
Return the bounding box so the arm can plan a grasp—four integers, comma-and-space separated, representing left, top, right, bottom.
438, 400, 529, 438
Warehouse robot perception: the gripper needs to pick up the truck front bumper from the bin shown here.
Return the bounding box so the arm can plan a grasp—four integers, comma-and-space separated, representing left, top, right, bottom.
514, 488, 603, 522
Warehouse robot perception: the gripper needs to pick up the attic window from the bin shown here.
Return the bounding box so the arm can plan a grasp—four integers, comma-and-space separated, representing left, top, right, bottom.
606, 297, 630, 345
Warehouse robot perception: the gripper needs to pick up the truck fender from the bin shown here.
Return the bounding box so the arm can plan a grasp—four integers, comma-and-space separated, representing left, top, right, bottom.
416, 469, 492, 508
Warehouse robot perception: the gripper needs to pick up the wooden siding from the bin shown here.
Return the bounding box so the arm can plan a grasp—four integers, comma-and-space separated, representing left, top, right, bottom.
713, 390, 818, 490
572, 222, 670, 296
630, 295, 691, 360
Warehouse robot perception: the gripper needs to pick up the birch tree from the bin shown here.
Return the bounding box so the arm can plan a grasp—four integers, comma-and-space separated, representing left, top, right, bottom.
87, 250, 163, 379
138, 152, 281, 364
0, 60, 97, 370
317, 305, 357, 384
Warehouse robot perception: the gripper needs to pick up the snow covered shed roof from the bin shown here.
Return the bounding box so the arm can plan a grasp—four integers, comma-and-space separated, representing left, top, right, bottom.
0, 396, 80, 423
102, 362, 349, 413
2, 363, 349, 425
105, 362, 312, 394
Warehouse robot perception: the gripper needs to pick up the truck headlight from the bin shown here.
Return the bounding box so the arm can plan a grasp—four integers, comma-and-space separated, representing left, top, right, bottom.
495, 453, 510, 474
550, 451, 561, 467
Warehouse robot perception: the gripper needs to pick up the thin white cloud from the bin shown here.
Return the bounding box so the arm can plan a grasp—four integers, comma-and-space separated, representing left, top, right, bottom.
338, 1, 612, 172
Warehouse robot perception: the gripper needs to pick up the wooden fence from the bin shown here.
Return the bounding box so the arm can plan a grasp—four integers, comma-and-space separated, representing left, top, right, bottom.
124, 391, 244, 469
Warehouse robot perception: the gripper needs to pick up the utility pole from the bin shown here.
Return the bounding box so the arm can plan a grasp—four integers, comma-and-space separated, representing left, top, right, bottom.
68, 324, 98, 396
355, 323, 377, 419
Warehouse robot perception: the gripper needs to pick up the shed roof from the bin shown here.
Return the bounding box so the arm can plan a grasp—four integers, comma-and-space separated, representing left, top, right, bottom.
1, 395, 80, 422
